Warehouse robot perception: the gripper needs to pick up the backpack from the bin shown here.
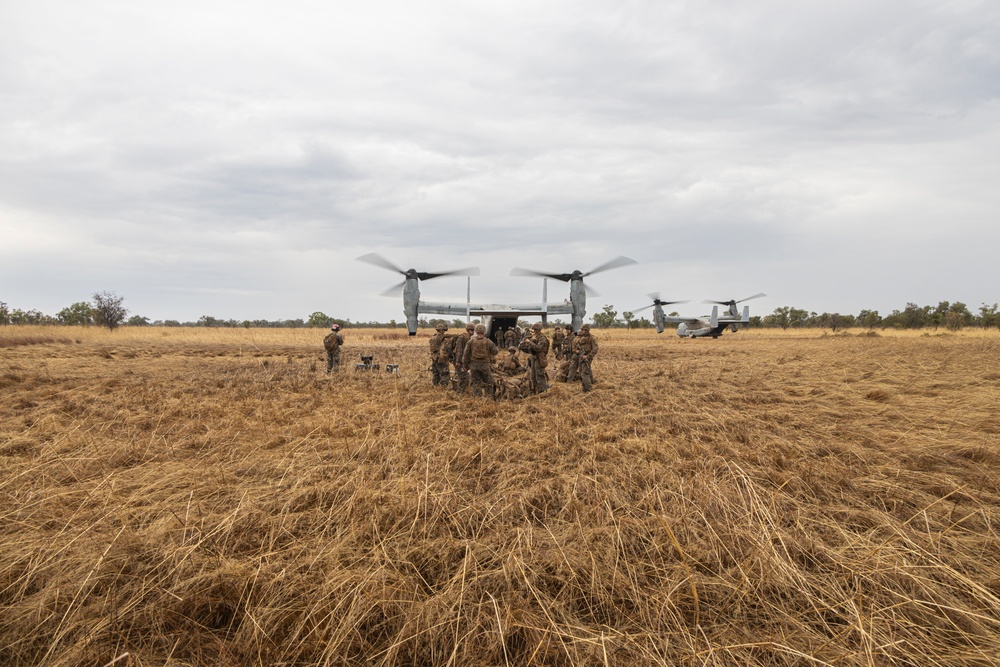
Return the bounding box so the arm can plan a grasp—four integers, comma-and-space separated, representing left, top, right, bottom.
323, 332, 342, 351
438, 334, 456, 363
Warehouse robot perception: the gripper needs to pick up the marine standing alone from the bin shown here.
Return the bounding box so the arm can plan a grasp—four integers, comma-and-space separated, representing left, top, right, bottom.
463, 324, 499, 397
429, 323, 452, 387
571, 323, 599, 392
323, 324, 344, 373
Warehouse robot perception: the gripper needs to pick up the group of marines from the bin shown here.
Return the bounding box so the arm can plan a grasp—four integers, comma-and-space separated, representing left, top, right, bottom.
429, 321, 598, 397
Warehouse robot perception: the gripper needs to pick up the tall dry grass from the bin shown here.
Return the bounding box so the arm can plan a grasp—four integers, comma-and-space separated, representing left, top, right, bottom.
1, 326, 999, 666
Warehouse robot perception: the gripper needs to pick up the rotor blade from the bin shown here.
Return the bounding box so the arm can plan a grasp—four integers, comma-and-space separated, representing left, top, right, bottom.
583, 255, 638, 277
704, 299, 736, 306
736, 292, 767, 303
356, 252, 405, 275
647, 292, 661, 303
379, 281, 406, 297
510, 267, 573, 281
416, 267, 480, 281
583, 281, 600, 298
633, 303, 655, 313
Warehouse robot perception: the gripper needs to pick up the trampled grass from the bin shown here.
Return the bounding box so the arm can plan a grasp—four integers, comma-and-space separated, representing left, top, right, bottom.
2, 326, 999, 666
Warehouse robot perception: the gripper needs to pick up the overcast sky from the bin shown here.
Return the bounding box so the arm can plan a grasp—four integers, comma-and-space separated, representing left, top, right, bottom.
2, 0, 998, 324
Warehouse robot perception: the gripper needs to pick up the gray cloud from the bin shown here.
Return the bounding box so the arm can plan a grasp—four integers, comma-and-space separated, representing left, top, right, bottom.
2, 0, 998, 323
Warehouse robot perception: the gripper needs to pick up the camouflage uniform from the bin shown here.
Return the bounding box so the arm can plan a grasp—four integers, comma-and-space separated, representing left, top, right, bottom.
452, 324, 475, 394
463, 325, 499, 397
571, 324, 599, 391
555, 329, 577, 382
521, 322, 550, 394
323, 326, 344, 373
504, 328, 516, 350
429, 324, 451, 386
551, 327, 565, 361
498, 348, 522, 376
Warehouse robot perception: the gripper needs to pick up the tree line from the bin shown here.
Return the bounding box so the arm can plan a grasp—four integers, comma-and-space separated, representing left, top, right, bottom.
3, 296, 999, 331
587, 301, 999, 331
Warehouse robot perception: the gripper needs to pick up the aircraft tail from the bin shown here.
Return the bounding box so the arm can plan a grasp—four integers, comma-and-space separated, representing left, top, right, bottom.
710, 306, 718, 328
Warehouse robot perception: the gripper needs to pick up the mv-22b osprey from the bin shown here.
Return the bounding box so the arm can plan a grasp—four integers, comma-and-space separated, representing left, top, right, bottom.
634, 293, 766, 338
357, 253, 637, 335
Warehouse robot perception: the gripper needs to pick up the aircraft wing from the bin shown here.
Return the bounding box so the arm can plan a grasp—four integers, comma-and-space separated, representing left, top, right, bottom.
417, 301, 473, 316
418, 301, 575, 317
715, 306, 751, 323
662, 315, 707, 324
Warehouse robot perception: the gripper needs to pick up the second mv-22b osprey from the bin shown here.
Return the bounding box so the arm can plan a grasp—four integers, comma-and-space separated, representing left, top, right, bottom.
633, 292, 767, 338
356, 253, 638, 336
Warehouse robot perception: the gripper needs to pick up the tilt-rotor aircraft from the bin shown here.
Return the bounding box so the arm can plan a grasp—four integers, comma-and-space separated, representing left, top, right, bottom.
646, 293, 766, 338
357, 253, 637, 335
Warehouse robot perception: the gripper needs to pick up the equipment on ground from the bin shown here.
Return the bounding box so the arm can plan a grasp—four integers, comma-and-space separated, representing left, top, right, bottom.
355, 354, 379, 371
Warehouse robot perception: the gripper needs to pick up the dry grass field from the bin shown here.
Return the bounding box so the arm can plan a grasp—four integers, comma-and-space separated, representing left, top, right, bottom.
2, 325, 999, 666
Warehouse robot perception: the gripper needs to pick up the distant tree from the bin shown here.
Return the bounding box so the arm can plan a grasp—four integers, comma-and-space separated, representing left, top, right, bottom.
622, 311, 635, 329
592, 304, 619, 328
163, 320, 182, 327
979, 303, 999, 329
634, 316, 653, 329
307, 311, 331, 328
450, 318, 466, 329
767, 306, 791, 330
882, 309, 903, 329
789, 308, 810, 328
10, 308, 46, 325
126, 315, 150, 326
901, 302, 928, 329
943, 311, 966, 331
92, 291, 128, 331
198, 315, 220, 327
0, 301, 9, 325
747, 315, 763, 328
948, 301, 974, 328
58, 301, 95, 326
857, 309, 881, 330
929, 301, 950, 329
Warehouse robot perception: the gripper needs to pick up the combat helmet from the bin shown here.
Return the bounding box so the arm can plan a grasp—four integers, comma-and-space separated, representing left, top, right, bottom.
435, 323, 448, 332
531, 322, 543, 331
474, 324, 486, 334
580, 323, 591, 331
